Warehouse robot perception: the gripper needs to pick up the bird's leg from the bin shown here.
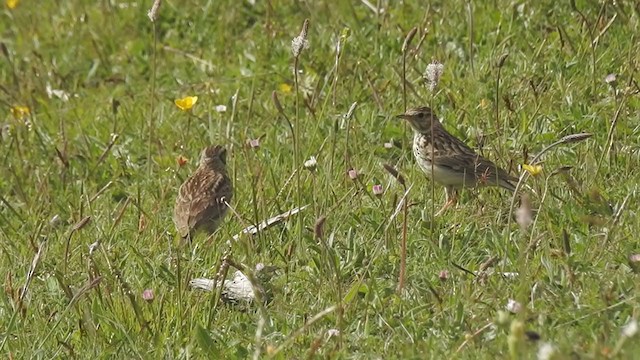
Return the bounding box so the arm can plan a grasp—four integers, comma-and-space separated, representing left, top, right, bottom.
435, 186, 458, 216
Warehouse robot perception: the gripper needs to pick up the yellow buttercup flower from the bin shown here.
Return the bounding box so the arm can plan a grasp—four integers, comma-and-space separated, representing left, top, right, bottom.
278, 83, 292, 94
174, 96, 198, 111
11, 105, 30, 120
6, 0, 19, 9
522, 163, 543, 176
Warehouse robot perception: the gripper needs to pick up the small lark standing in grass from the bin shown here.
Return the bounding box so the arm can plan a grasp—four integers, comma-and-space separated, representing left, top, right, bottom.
397, 106, 517, 215
174, 145, 233, 240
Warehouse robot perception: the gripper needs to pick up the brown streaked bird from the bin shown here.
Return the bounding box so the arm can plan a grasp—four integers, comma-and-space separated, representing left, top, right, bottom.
397, 106, 517, 215
174, 145, 233, 239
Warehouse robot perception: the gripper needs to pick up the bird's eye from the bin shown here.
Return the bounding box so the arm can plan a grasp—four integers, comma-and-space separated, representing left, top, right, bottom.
418, 112, 425, 118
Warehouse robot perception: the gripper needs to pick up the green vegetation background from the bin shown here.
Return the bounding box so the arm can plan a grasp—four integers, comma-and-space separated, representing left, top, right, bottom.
1, 0, 639, 358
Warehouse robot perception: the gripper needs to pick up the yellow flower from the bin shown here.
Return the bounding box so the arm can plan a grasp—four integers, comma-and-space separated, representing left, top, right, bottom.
6, 0, 19, 9
174, 96, 198, 111
11, 105, 30, 120
278, 83, 292, 94
522, 163, 543, 176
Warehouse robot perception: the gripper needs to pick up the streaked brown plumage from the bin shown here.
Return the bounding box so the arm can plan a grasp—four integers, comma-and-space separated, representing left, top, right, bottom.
397, 106, 516, 215
174, 145, 233, 239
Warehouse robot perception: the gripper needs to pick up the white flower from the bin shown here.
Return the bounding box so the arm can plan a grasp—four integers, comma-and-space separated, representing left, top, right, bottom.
604, 73, 617, 85
537, 342, 556, 360
326, 329, 340, 338
88, 240, 100, 255
49, 214, 62, 228
622, 319, 638, 338
506, 298, 522, 314
248, 138, 260, 149
304, 156, 317, 171
215, 105, 227, 113
46, 83, 70, 102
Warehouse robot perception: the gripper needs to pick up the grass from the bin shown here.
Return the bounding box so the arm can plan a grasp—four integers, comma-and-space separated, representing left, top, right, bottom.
1, 0, 639, 358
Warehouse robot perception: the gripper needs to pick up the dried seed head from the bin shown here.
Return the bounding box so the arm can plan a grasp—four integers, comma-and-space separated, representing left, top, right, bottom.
271, 91, 285, 116
0, 42, 9, 58
402, 27, 418, 53
314, 216, 326, 240
147, 0, 162, 22
496, 53, 509, 68
424, 60, 444, 92
382, 163, 406, 186
291, 19, 310, 58
560, 132, 592, 144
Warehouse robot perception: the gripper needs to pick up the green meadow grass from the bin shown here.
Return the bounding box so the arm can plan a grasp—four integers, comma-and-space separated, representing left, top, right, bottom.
1, 0, 639, 358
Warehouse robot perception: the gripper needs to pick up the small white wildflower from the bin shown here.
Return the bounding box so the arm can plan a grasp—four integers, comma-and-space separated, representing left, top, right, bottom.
147, 0, 161, 22
49, 214, 62, 228
46, 83, 70, 102
326, 329, 340, 338
88, 240, 100, 255
604, 73, 617, 86
142, 289, 155, 302
425, 60, 444, 92
215, 105, 227, 113
501, 272, 520, 279
506, 298, 522, 314
537, 342, 556, 360
304, 156, 317, 171
622, 319, 638, 338
248, 138, 260, 149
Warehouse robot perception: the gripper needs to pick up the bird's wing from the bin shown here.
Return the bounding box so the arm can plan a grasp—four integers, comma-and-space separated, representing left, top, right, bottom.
434, 126, 517, 190
433, 153, 517, 189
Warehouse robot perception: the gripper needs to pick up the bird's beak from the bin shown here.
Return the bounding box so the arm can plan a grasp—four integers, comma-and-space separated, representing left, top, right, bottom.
395, 113, 409, 120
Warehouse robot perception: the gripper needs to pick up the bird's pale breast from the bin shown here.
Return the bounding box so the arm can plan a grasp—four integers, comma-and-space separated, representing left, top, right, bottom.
412, 133, 473, 187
